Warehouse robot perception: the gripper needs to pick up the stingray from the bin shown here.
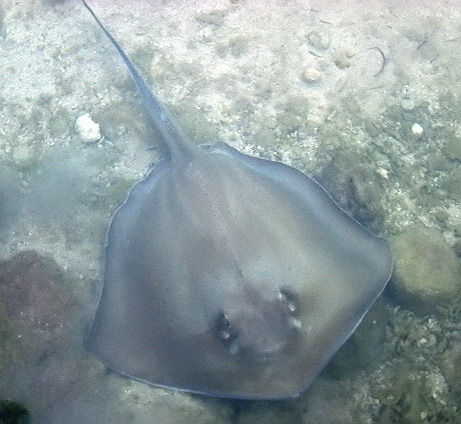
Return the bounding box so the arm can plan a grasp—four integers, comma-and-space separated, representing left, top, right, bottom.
83, 0, 392, 400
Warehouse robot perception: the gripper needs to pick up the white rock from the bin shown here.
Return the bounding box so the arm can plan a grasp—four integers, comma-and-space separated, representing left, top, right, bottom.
75, 113, 101, 143
376, 167, 389, 179
302, 68, 322, 82
411, 123, 423, 138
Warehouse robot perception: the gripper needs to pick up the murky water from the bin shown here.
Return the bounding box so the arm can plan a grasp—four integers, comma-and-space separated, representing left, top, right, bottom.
0, 1, 460, 422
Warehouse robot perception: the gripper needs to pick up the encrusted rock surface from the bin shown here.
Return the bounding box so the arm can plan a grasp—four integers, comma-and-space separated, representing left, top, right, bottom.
390, 225, 461, 309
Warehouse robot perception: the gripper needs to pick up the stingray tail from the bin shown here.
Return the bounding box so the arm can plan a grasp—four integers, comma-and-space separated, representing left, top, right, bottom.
81, 0, 197, 160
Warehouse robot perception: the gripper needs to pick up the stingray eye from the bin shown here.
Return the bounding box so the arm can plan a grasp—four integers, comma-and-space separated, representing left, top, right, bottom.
214, 312, 236, 343
278, 288, 300, 315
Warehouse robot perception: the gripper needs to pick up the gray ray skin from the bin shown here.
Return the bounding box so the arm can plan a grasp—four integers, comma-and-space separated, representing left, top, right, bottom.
82, 0, 392, 400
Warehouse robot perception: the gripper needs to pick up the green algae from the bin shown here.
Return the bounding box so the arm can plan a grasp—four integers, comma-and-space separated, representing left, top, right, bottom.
371, 360, 457, 424
368, 303, 461, 424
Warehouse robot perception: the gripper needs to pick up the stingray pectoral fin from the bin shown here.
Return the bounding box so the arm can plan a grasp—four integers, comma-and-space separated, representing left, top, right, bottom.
209, 142, 393, 287
208, 142, 393, 391
86, 158, 173, 374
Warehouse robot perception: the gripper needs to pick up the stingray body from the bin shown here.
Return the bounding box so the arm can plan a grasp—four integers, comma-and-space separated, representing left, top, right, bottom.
83, 0, 392, 399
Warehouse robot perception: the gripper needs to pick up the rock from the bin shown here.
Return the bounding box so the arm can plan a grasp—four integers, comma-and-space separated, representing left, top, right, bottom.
75, 113, 101, 143
433, 209, 448, 224
390, 225, 461, 310
0, 251, 81, 411
0, 251, 76, 331
411, 123, 423, 138
302, 68, 322, 82
443, 135, 461, 161
370, 360, 451, 424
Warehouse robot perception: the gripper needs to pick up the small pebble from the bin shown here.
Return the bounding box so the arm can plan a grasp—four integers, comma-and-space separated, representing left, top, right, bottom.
411, 123, 423, 138
75, 113, 101, 143
302, 68, 321, 82
376, 167, 389, 179
401, 98, 415, 110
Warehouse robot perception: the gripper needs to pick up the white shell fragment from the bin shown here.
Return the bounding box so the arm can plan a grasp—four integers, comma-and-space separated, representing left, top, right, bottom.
302, 68, 322, 82
411, 123, 424, 138
75, 113, 101, 143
